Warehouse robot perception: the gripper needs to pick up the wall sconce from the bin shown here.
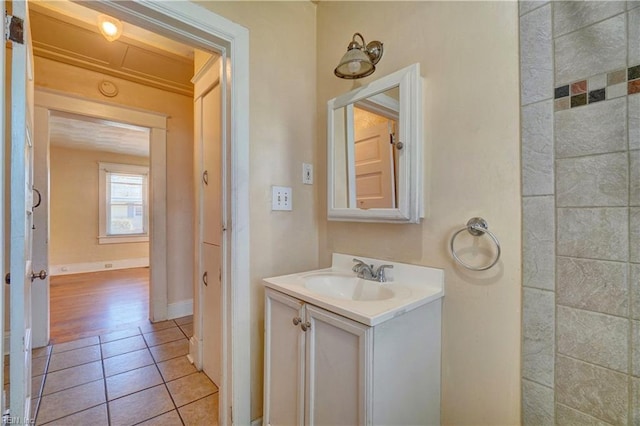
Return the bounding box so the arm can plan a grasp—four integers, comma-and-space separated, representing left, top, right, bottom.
98, 14, 123, 42
334, 33, 383, 79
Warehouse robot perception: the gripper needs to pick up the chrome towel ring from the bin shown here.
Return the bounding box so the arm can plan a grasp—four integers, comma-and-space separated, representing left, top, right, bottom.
450, 217, 501, 271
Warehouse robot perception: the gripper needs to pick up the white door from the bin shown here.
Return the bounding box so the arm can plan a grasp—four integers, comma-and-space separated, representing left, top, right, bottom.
264, 289, 305, 426
6, 0, 39, 421
304, 305, 370, 426
354, 121, 396, 209
201, 243, 221, 384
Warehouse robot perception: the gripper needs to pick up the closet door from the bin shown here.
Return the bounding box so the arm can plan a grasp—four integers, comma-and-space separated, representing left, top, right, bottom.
202, 82, 222, 246
202, 242, 221, 384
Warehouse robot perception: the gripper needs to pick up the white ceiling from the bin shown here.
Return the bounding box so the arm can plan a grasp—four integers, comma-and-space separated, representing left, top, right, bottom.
49, 114, 150, 158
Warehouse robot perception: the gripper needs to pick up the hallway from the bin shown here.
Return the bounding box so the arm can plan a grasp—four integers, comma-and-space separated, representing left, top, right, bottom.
31, 316, 219, 425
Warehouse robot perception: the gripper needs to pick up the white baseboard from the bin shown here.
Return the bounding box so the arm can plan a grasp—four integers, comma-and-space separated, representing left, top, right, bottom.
251, 418, 263, 426
167, 299, 193, 319
50, 258, 149, 276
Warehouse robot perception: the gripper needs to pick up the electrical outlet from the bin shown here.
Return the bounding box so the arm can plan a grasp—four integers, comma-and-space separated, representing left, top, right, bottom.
272, 186, 292, 211
303, 163, 313, 185
105, 263, 113, 269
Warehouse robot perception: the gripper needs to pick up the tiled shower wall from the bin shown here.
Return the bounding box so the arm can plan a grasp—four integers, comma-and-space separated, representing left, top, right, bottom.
521, 1, 640, 424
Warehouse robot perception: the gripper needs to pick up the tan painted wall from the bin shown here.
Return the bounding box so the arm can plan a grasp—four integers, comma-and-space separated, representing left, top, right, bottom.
191, 1, 319, 419
49, 146, 149, 265
35, 56, 195, 304
317, 2, 521, 425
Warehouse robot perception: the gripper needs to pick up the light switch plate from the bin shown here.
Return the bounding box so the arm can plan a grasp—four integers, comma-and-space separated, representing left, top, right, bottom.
272, 186, 292, 211
303, 163, 313, 185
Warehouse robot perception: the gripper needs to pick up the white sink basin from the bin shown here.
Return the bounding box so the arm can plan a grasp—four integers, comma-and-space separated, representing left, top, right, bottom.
302, 272, 394, 301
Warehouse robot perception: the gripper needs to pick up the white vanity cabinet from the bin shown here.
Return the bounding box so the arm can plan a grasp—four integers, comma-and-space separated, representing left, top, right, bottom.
263, 287, 442, 426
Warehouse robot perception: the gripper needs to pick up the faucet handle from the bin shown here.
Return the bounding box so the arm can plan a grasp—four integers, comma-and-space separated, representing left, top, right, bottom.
375, 264, 394, 282
352, 258, 369, 271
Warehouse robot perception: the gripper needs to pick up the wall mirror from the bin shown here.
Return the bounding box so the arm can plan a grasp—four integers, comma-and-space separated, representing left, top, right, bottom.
327, 63, 423, 223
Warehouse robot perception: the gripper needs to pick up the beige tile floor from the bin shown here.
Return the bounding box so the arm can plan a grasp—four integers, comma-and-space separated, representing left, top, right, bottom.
22, 316, 219, 425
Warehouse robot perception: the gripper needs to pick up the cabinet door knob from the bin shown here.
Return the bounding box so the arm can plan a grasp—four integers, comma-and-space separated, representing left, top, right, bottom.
292, 317, 302, 326
301, 321, 311, 332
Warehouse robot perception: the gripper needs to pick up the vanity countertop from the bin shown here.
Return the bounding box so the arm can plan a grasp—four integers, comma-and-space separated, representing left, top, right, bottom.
263, 253, 444, 326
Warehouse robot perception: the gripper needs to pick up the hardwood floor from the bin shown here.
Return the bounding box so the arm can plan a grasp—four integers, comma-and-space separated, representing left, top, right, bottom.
50, 268, 150, 344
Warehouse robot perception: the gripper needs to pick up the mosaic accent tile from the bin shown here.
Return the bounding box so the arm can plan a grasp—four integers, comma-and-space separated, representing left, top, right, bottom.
630, 80, 640, 95
607, 82, 627, 99
608, 69, 627, 85
555, 98, 570, 111
588, 88, 606, 103
629, 65, 640, 81
555, 85, 570, 99
588, 73, 606, 91
571, 94, 587, 107
555, 15, 626, 85
571, 81, 587, 95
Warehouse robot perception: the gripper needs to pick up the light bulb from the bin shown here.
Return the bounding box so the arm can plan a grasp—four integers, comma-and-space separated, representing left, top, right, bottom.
347, 61, 361, 74
101, 21, 118, 37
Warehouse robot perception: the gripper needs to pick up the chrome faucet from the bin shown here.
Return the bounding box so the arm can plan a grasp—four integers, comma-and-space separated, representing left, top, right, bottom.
352, 258, 394, 282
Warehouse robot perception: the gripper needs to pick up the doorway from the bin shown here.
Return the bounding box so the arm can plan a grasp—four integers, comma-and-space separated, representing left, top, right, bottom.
29, 2, 250, 424
43, 108, 154, 343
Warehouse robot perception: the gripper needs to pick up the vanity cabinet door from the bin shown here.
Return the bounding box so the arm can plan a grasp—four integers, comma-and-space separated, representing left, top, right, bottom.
304, 305, 372, 426
264, 289, 305, 426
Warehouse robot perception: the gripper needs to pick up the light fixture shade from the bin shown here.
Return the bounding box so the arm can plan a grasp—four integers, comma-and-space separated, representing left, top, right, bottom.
334, 33, 383, 79
98, 15, 123, 42
334, 48, 375, 79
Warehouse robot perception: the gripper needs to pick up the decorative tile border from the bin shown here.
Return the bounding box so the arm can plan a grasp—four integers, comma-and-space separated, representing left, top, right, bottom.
554, 64, 640, 111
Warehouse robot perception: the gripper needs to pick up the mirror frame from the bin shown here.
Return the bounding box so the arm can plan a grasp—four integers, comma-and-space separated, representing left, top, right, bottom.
327, 63, 423, 223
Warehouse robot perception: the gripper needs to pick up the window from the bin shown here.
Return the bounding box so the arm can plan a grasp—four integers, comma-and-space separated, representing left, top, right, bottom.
99, 162, 149, 244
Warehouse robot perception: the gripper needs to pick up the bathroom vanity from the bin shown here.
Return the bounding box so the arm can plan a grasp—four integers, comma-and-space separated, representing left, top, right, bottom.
262, 253, 443, 425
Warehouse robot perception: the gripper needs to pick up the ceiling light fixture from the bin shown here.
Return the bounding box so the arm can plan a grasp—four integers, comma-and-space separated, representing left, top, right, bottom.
98, 14, 123, 42
334, 32, 383, 79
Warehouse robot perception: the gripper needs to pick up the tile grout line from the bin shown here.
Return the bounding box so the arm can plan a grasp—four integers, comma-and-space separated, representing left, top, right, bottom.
148, 321, 187, 426
99, 339, 112, 426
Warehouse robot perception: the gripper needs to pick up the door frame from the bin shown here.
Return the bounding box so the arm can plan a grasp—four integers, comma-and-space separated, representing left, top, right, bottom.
82, 2, 251, 424
32, 89, 168, 347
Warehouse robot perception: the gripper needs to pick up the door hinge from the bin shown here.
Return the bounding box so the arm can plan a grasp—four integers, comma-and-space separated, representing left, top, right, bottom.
5, 14, 24, 44
230, 406, 233, 424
